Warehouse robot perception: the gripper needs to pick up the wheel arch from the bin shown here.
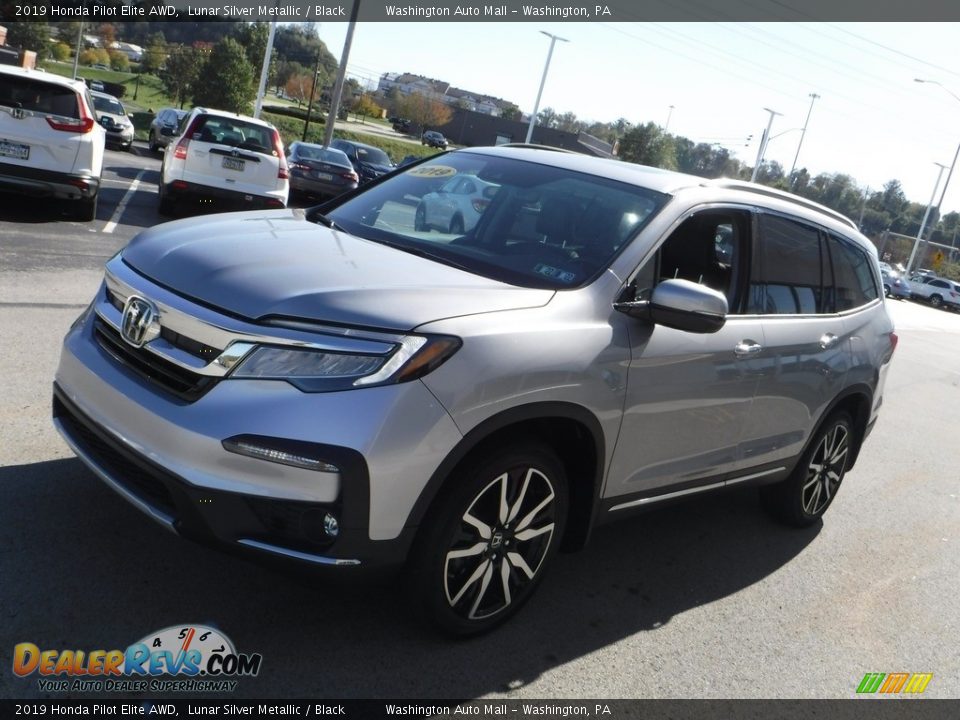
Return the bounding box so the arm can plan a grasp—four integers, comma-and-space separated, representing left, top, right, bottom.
406, 402, 606, 554
811, 384, 873, 472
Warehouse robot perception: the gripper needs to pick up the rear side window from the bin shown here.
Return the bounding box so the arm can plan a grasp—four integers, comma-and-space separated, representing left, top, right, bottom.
748, 214, 828, 314
0, 76, 79, 119
828, 233, 879, 310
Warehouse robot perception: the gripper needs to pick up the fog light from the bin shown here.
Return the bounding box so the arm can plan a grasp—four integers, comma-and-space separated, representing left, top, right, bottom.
323, 513, 340, 538
223, 437, 340, 473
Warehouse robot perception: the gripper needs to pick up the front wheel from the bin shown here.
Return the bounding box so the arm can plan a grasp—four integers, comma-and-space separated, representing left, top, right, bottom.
761, 411, 853, 527
408, 444, 568, 636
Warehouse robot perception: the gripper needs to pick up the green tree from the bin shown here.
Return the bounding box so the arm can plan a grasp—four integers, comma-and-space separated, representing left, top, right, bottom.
161, 46, 202, 109
51, 42, 72, 62
141, 32, 167, 74
234, 22, 276, 88
192, 38, 255, 114
6, 22, 51, 62
108, 50, 130, 72
499, 102, 521, 121
618, 122, 676, 169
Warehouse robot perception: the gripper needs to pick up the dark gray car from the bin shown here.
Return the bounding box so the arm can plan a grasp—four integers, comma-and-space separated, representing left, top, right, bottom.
53, 146, 896, 636
286, 142, 359, 201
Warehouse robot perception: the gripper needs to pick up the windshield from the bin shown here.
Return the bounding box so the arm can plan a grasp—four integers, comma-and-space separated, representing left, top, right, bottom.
93, 96, 124, 116
325, 152, 668, 289
356, 146, 391, 166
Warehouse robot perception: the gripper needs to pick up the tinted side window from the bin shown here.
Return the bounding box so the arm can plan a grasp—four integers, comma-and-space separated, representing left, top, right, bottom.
749, 214, 826, 315
828, 233, 879, 311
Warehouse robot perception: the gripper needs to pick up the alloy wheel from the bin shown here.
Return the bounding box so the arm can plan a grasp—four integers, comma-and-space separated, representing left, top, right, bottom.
802, 422, 849, 516
442, 465, 557, 622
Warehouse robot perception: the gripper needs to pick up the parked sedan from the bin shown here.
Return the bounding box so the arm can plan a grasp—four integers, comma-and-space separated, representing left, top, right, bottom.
148, 107, 188, 153
329, 139, 395, 184
286, 142, 359, 201
415, 174, 500, 234
421, 130, 448, 148
91, 90, 134, 150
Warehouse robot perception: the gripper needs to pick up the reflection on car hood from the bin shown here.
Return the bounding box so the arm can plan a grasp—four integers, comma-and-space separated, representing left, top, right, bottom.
121, 210, 554, 330
359, 161, 393, 173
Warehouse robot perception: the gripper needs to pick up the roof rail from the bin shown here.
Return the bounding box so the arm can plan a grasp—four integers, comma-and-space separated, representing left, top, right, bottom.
703, 178, 858, 230
497, 143, 577, 154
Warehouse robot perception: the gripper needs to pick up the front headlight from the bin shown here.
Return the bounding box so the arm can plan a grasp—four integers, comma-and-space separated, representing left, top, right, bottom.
230, 335, 461, 392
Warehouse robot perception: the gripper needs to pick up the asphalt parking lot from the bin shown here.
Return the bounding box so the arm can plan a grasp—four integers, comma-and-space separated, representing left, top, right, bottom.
1, 154, 958, 700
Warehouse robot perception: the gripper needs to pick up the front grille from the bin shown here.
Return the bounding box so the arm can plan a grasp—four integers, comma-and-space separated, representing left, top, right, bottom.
106, 289, 220, 363
54, 395, 177, 518
94, 317, 218, 402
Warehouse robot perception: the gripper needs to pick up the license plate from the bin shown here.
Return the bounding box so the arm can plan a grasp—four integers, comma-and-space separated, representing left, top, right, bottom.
0, 139, 29, 160
222, 157, 245, 172
314, 172, 333, 181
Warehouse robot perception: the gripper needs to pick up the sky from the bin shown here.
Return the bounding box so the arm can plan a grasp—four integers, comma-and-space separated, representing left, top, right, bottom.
311, 21, 960, 217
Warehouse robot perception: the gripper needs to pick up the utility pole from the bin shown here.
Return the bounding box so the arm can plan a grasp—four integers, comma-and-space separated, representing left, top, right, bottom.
301, 51, 323, 142
665, 105, 675, 133
906, 163, 949, 275
525, 31, 569, 144
253, 21, 277, 119
750, 108, 782, 183
71, 20, 84, 80
323, 0, 361, 148
789, 92, 819, 182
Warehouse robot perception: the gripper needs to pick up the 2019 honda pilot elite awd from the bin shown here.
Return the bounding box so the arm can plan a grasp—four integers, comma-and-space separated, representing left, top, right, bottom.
54, 146, 896, 635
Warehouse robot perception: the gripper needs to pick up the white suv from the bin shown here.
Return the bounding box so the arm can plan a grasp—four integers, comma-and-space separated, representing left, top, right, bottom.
0, 65, 105, 221
159, 107, 289, 215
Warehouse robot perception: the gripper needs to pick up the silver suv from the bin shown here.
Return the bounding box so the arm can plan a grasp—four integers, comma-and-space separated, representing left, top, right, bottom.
54, 147, 896, 635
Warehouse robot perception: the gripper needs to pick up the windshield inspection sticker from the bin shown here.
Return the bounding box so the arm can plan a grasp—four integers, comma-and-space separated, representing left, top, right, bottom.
406, 165, 457, 178
534, 264, 577, 284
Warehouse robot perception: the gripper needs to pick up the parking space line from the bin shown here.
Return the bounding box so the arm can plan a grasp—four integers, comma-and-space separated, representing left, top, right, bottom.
103, 169, 146, 234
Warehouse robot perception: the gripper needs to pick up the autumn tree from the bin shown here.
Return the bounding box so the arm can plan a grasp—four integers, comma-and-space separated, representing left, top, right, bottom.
352, 94, 383, 122
397, 93, 452, 131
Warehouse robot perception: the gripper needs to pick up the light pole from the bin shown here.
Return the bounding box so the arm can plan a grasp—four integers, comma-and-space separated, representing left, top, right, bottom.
915, 79, 960, 227
750, 107, 782, 183
906, 162, 949, 274
665, 105, 675, 133
789, 92, 820, 181
525, 31, 569, 144
253, 21, 277, 119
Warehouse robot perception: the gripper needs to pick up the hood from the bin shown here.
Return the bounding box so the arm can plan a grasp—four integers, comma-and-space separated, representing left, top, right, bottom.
359, 160, 393, 174
121, 210, 554, 330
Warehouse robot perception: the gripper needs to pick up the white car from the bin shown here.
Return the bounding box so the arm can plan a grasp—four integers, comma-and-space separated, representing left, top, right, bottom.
159, 107, 289, 216
0, 65, 105, 220
91, 90, 134, 151
414, 174, 500, 234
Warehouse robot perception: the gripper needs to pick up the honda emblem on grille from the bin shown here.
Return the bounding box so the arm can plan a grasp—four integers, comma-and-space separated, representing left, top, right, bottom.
120, 296, 157, 348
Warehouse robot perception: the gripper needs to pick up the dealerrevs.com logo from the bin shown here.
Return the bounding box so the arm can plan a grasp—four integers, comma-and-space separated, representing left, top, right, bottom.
13, 624, 262, 693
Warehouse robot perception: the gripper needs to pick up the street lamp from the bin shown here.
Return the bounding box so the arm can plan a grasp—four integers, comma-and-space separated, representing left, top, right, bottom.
525, 31, 569, 144
665, 105, 675, 133
789, 92, 820, 181
750, 107, 782, 183
905, 162, 949, 275
914, 79, 960, 227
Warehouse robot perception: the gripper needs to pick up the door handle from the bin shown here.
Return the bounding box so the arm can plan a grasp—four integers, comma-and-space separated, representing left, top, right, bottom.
734, 340, 762, 357
819, 333, 839, 350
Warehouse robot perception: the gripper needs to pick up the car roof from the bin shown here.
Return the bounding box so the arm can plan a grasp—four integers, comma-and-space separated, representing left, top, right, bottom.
0, 64, 87, 92
189, 106, 277, 130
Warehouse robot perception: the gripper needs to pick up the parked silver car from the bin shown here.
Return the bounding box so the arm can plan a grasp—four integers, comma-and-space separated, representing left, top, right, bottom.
54, 147, 896, 635
881, 267, 911, 300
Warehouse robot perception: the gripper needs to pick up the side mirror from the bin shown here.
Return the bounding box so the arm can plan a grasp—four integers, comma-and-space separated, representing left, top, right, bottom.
615, 278, 728, 334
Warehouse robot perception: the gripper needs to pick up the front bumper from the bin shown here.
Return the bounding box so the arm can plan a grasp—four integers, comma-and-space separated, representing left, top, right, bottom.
0, 161, 100, 200
53, 282, 464, 571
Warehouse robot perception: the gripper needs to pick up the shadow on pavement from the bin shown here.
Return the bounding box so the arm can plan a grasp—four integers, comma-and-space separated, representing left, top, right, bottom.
1, 458, 819, 699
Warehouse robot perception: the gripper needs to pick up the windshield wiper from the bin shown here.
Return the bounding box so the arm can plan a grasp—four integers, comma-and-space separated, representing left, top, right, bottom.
306, 209, 346, 232
375, 239, 472, 273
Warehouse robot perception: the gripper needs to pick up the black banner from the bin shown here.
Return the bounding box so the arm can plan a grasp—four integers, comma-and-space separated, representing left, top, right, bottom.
1, 700, 959, 719
3, 0, 960, 22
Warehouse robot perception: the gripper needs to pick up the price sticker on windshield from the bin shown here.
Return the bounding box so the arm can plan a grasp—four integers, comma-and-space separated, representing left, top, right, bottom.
406, 165, 457, 178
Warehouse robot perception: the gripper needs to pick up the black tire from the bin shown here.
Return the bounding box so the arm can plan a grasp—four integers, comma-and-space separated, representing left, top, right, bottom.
72, 194, 97, 222
930, 294, 942, 308
157, 182, 176, 217
761, 411, 854, 527
408, 444, 568, 636
414, 202, 428, 231
449, 214, 464, 234
149, 132, 159, 153
883, 284, 891, 297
